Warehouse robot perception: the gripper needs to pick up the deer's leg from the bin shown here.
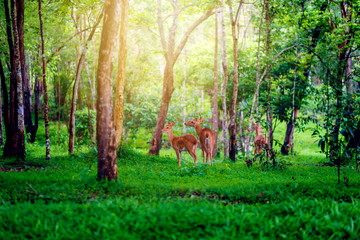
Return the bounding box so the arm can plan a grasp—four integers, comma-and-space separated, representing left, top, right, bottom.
175, 150, 181, 168
201, 148, 205, 163
185, 145, 197, 166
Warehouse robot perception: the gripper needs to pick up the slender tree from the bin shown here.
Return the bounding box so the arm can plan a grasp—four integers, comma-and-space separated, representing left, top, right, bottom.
264, 0, 273, 156
219, 0, 229, 158
114, 0, 129, 148
148, 0, 214, 155
68, 10, 103, 154
38, 0, 50, 160
212, 7, 219, 158
227, 0, 244, 161
96, 0, 121, 181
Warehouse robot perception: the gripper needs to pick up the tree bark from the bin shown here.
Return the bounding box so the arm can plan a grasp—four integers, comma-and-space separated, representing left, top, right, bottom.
3, 0, 16, 157
6, 0, 25, 159
265, 0, 273, 155
148, 0, 214, 155
38, 0, 50, 160
58, 60, 61, 145
212, 7, 219, 158
114, 0, 129, 148
227, 0, 243, 161
96, 0, 120, 181
17, 0, 35, 143
281, 109, 299, 155
33, 76, 40, 142
68, 10, 103, 154
0, 60, 6, 145
220, 0, 229, 158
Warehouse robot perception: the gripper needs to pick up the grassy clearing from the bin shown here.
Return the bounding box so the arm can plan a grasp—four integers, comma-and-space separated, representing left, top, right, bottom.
0, 122, 359, 239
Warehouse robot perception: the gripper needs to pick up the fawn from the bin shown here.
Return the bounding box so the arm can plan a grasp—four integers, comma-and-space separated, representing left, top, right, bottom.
185, 118, 215, 166
252, 122, 268, 157
162, 122, 198, 167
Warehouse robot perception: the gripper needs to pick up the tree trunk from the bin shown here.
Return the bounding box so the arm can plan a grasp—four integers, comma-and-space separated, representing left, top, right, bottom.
16, 0, 34, 143
264, 0, 273, 156
96, 0, 120, 181
7, 0, 25, 159
58, 60, 61, 145
227, 0, 243, 161
281, 109, 299, 155
38, 0, 50, 160
148, 0, 214, 155
68, 10, 103, 154
149, 62, 175, 155
220, 0, 229, 158
114, 0, 129, 148
212, 7, 219, 158
33, 76, 40, 142
0, 60, 7, 146
84, 56, 96, 110
3, 0, 15, 157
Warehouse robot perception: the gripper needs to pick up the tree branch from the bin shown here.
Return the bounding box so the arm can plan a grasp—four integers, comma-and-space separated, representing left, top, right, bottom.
174, 7, 215, 61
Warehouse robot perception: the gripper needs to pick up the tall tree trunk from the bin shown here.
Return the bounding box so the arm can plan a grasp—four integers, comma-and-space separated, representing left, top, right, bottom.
227, 0, 243, 161
38, 0, 50, 160
3, 0, 16, 157
33, 76, 40, 142
9, 0, 25, 158
264, 0, 273, 155
17, 0, 34, 142
149, 62, 175, 155
220, 0, 229, 158
68, 10, 103, 154
250, 4, 264, 124
84, 56, 96, 110
58, 60, 61, 145
148, 0, 214, 155
212, 7, 219, 158
114, 0, 129, 148
0, 60, 6, 145
96, 0, 120, 181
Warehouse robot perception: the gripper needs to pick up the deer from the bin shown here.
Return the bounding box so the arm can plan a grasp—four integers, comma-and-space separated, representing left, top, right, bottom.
185, 117, 216, 166
252, 122, 268, 156
162, 121, 198, 168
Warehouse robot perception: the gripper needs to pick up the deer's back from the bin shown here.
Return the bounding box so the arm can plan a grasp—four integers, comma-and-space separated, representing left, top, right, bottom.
173, 134, 197, 150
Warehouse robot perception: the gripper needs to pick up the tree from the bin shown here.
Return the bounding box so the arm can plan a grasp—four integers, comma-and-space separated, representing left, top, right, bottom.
219, 0, 229, 159
114, 0, 129, 148
3, 0, 25, 159
212, 6, 219, 158
38, 0, 50, 160
148, 0, 214, 155
227, 0, 244, 161
96, 0, 120, 181
68, 10, 103, 154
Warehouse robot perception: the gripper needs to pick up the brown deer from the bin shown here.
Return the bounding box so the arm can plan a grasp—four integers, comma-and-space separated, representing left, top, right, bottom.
252, 122, 267, 156
185, 118, 216, 166
162, 122, 198, 167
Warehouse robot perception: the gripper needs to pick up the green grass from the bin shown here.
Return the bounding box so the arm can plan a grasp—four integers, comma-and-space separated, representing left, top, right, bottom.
0, 121, 360, 239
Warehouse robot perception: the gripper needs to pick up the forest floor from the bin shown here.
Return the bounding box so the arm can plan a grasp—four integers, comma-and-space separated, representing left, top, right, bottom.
0, 121, 360, 239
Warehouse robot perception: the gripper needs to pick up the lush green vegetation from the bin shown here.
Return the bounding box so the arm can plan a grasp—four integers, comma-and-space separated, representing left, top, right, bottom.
1, 0, 360, 238
1, 122, 360, 239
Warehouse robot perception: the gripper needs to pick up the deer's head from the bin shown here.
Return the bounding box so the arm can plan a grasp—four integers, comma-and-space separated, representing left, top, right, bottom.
162, 121, 175, 133
251, 122, 264, 133
185, 117, 204, 127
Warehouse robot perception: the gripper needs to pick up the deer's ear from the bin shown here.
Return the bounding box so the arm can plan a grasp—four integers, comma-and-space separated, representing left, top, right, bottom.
200, 119, 204, 123
171, 121, 175, 126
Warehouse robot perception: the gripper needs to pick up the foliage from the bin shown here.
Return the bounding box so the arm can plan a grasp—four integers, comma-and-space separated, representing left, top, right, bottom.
74, 109, 96, 143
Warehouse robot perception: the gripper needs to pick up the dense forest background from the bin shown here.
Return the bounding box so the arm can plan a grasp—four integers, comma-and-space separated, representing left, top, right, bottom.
1, 0, 360, 238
